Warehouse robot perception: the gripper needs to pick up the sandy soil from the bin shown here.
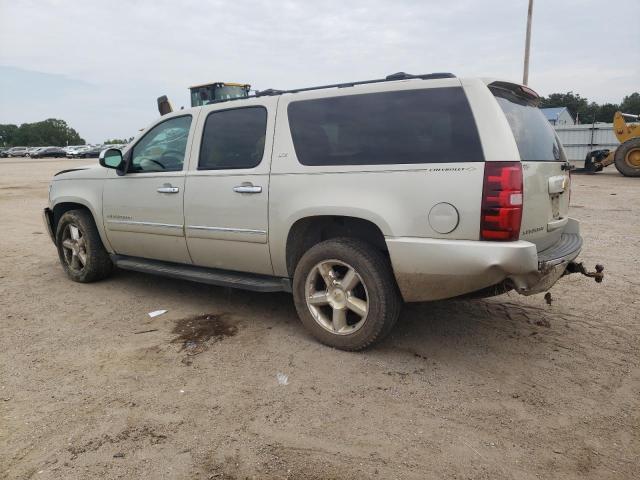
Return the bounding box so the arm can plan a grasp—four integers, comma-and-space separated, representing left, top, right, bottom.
0, 157, 638, 479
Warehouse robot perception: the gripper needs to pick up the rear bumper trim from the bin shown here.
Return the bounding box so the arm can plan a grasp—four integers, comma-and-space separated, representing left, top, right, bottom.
537, 233, 583, 268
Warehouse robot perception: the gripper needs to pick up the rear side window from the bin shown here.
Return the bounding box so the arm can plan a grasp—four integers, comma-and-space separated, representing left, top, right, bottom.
199, 107, 267, 170
491, 87, 565, 162
287, 88, 484, 166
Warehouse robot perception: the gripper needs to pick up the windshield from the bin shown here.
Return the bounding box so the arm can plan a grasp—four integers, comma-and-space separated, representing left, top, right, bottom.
214, 86, 247, 100
190, 85, 248, 106
491, 86, 565, 162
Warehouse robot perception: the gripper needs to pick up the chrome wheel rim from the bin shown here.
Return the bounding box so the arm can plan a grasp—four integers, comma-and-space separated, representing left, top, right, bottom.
61, 224, 87, 272
304, 259, 369, 335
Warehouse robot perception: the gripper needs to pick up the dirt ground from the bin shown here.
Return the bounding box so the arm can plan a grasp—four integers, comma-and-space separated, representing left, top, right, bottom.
1, 157, 638, 480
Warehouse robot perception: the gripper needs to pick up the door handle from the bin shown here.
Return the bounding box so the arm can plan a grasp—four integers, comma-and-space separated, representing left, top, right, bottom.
233, 184, 262, 194
157, 184, 179, 194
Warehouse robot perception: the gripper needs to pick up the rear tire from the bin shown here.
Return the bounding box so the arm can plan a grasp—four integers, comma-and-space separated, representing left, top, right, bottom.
292, 238, 402, 351
55, 209, 113, 283
614, 138, 640, 177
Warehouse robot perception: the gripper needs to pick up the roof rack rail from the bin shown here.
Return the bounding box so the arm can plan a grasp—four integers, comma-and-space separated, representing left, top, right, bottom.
255, 71, 456, 97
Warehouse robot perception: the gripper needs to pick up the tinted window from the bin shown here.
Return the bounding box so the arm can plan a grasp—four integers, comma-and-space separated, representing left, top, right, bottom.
130, 115, 192, 172
199, 107, 267, 170
492, 88, 565, 162
287, 88, 483, 166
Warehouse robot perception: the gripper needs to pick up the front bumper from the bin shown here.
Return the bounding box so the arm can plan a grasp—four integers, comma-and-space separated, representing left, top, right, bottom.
43, 208, 55, 243
386, 218, 583, 302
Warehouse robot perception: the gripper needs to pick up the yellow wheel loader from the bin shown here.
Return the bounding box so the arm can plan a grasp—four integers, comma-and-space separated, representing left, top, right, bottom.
582, 112, 640, 177
156, 81, 251, 116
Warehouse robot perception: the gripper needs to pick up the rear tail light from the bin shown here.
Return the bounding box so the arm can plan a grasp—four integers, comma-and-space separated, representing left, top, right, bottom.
480, 162, 523, 241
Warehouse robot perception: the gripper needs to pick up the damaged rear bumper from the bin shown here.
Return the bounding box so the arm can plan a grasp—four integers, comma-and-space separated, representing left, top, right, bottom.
386, 218, 601, 302
509, 231, 583, 295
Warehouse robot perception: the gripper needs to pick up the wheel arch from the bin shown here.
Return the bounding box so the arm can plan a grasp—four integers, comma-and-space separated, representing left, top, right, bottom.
283, 214, 389, 278
51, 197, 113, 252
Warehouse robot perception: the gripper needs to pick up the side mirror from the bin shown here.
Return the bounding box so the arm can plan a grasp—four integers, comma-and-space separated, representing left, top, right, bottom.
99, 148, 124, 171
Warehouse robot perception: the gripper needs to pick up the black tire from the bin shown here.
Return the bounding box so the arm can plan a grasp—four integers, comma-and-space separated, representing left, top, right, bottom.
614, 138, 640, 177
55, 209, 113, 283
292, 238, 402, 351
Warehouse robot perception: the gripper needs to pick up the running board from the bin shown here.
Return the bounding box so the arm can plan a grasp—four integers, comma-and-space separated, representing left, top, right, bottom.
111, 255, 291, 293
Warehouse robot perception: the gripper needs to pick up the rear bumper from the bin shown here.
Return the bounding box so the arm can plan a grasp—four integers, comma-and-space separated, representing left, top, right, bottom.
386, 218, 582, 302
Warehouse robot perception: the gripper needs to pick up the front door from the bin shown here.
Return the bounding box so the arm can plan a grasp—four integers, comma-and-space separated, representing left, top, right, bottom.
103, 114, 196, 264
184, 101, 275, 275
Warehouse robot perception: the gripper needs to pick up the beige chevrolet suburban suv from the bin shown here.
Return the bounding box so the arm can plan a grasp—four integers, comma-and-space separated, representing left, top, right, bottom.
43, 72, 602, 350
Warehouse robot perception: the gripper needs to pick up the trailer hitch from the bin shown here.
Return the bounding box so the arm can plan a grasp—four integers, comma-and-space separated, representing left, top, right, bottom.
565, 262, 604, 283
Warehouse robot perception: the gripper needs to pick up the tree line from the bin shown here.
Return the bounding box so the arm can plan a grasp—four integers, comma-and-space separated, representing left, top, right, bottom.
2, 95, 638, 148
539, 92, 640, 124
0, 119, 85, 147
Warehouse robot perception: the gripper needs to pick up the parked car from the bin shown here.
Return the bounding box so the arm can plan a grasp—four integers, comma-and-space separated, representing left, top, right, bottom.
64, 145, 85, 155
76, 145, 104, 158
66, 146, 91, 158
31, 147, 67, 158
25, 147, 44, 157
0, 148, 9, 158
43, 72, 602, 350
67, 145, 95, 158
65, 145, 85, 152
5, 146, 29, 157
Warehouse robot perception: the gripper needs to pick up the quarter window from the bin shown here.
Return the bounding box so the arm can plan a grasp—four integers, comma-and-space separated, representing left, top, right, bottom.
130, 115, 192, 172
199, 107, 267, 170
287, 88, 484, 166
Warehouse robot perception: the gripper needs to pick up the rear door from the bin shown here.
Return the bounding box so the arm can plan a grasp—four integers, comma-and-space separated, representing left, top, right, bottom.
183, 99, 276, 275
490, 83, 570, 251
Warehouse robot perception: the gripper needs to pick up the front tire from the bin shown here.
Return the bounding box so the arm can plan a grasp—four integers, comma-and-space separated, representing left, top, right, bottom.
614, 138, 640, 177
55, 209, 113, 282
292, 238, 402, 351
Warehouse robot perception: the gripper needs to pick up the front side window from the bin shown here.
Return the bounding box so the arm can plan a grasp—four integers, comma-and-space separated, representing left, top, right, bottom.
198, 107, 267, 170
287, 88, 484, 166
130, 115, 192, 172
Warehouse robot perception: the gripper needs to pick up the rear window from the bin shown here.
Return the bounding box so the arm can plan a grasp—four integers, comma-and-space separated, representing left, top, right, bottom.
287, 88, 484, 166
491, 87, 565, 162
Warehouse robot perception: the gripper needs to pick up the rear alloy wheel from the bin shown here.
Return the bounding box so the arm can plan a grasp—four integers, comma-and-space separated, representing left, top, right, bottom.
56, 209, 113, 283
614, 137, 640, 177
305, 259, 370, 335
293, 238, 402, 350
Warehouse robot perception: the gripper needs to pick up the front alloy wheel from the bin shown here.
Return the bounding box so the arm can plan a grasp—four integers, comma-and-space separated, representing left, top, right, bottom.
61, 223, 87, 272
55, 209, 113, 283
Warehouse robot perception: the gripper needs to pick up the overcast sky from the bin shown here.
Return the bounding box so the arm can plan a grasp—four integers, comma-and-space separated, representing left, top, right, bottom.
0, 0, 637, 143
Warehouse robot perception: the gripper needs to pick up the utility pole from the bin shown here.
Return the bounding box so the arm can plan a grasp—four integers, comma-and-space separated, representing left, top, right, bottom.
523, 0, 534, 85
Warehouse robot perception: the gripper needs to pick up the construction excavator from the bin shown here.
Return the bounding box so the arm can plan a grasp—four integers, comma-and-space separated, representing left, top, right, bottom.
581, 111, 640, 177
157, 81, 251, 116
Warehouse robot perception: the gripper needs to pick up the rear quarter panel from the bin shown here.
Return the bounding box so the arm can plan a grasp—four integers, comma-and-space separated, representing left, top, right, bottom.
269, 79, 486, 277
